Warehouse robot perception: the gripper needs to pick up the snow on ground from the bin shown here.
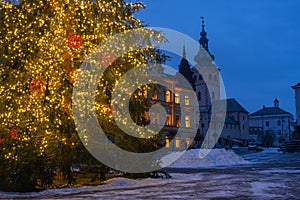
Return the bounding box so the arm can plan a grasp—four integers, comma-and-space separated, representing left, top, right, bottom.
161, 148, 248, 168
260, 147, 281, 153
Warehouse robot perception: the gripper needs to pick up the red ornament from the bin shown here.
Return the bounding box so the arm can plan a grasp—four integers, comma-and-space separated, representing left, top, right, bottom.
70, 69, 79, 83
67, 34, 83, 49
0, 138, 4, 144
101, 53, 116, 68
10, 129, 18, 139
30, 78, 46, 95
49, 0, 57, 12
103, 104, 112, 115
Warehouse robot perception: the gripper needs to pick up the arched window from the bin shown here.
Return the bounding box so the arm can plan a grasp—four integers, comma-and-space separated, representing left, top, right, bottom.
212, 92, 215, 100
185, 95, 190, 105
209, 74, 212, 80
165, 90, 171, 102
175, 93, 180, 104
185, 115, 191, 128
165, 137, 170, 148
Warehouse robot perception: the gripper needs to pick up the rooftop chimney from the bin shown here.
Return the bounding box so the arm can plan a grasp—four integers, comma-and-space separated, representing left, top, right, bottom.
274, 98, 279, 107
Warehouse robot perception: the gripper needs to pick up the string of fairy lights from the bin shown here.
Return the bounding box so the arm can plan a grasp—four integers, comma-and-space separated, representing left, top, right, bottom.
0, 0, 149, 161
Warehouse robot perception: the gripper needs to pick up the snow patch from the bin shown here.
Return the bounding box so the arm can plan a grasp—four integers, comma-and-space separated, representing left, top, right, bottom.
161, 148, 248, 168
261, 147, 281, 153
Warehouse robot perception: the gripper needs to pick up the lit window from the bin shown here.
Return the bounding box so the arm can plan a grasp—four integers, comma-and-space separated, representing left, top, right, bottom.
185, 115, 191, 128
165, 90, 171, 102
185, 96, 190, 105
166, 114, 172, 126
143, 88, 147, 98
138, 86, 147, 98
152, 90, 157, 100
175, 137, 180, 148
185, 138, 190, 148
165, 137, 170, 148
175, 93, 180, 104
176, 115, 180, 127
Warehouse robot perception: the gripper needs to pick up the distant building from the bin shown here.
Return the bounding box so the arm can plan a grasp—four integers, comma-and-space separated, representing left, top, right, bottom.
218, 98, 249, 147
291, 82, 300, 126
249, 99, 293, 147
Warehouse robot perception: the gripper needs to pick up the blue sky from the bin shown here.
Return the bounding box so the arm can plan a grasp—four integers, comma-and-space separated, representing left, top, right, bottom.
135, 0, 300, 115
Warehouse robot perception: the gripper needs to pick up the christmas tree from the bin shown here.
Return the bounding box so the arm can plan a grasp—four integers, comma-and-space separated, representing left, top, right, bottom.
0, 0, 164, 191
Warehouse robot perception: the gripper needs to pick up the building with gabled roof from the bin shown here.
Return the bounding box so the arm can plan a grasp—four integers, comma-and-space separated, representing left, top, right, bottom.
249, 99, 293, 147
212, 98, 249, 147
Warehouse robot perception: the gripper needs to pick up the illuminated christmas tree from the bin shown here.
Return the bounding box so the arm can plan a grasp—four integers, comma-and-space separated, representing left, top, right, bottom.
0, 0, 164, 191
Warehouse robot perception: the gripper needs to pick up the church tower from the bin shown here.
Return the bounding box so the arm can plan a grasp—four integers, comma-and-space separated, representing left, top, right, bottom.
192, 18, 220, 110
191, 18, 221, 138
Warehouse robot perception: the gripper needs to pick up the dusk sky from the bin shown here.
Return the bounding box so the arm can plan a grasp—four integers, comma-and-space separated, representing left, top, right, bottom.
136, 0, 300, 116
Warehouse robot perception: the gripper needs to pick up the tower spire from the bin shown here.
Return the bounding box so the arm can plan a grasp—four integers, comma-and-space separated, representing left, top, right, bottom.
178, 44, 193, 86
199, 17, 214, 60
182, 43, 186, 59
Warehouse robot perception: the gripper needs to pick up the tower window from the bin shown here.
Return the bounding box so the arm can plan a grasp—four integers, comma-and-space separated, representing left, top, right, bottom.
209, 74, 212, 80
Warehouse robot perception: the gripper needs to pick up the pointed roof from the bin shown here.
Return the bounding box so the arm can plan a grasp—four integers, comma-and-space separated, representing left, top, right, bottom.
182, 43, 186, 59
199, 17, 214, 60
178, 44, 193, 85
226, 98, 249, 113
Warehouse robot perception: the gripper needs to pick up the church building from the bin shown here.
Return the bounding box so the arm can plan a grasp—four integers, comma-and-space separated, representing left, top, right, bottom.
146, 18, 250, 149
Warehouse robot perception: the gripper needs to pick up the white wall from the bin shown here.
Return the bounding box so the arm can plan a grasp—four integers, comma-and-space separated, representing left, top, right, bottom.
249, 114, 293, 146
